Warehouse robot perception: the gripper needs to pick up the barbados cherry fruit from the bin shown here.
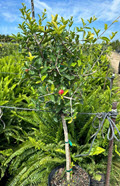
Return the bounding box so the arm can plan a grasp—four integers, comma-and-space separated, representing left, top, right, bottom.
58, 89, 64, 95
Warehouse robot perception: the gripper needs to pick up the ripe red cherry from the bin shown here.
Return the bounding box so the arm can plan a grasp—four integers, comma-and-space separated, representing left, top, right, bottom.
25, 69, 29, 72
58, 89, 64, 95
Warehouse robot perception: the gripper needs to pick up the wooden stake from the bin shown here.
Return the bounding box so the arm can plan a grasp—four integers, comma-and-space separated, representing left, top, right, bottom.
61, 114, 71, 181
31, 0, 35, 19
105, 102, 117, 186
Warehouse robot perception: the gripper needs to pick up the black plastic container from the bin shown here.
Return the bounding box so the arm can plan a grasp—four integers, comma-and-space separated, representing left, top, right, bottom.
48, 164, 90, 186
118, 61, 120, 74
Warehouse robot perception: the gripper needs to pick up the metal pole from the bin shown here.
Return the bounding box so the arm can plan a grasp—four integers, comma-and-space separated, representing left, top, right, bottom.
110, 73, 115, 90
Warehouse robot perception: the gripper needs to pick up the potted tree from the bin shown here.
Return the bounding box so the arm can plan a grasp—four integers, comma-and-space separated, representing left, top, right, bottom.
13, 3, 118, 185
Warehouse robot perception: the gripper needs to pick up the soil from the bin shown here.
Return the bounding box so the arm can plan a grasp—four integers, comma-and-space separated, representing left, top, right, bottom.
50, 165, 90, 186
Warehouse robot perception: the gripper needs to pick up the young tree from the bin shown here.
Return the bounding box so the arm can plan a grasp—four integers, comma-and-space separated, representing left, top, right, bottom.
13, 3, 118, 183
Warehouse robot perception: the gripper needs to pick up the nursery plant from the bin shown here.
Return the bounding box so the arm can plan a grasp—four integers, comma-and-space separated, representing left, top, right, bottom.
0, 53, 39, 148
1, 2, 120, 185
0, 43, 19, 58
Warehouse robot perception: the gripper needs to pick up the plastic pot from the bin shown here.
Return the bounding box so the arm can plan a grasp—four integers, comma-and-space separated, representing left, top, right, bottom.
118, 61, 120, 74
48, 164, 90, 186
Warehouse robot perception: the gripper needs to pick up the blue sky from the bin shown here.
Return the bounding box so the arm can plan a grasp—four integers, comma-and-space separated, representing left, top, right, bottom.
0, 0, 120, 41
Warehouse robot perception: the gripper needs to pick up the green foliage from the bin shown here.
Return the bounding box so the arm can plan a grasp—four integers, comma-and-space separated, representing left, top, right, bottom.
0, 54, 38, 147
0, 43, 20, 58
0, 2, 120, 186
13, 3, 117, 122
0, 34, 13, 43
0, 112, 66, 185
110, 39, 120, 52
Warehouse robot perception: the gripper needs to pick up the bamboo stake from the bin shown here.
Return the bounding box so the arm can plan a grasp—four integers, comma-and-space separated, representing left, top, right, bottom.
61, 114, 71, 181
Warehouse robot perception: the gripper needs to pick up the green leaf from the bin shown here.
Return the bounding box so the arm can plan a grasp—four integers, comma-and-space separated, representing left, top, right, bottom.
50, 95, 55, 102
104, 23, 108, 30
42, 36, 52, 44
112, 20, 118, 23
109, 31, 118, 40
89, 17, 92, 23
54, 14, 58, 22
94, 174, 102, 181
55, 149, 65, 154
64, 75, 75, 80
90, 147, 105, 155
83, 30, 86, 38
41, 75, 47, 81
81, 18, 86, 26
36, 81, 41, 84
51, 84, 55, 92
100, 36, 110, 43
0, 101, 9, 105
26, 52, 36, 62
51, 15, 54, 21
84, 27, 91, 29
71, 62, 77, 67
76, 27, 80, 32
93, 27, 100, 36
68, 117, 73, 124
58, 25, 66, 31
93, 16, 97, 21
62, 89, 69, 96
115, 145, 120, 156
77, 59, 81, 66
64, 116, 71, 120
88, 33, 94, 39
52, 21, 58, 29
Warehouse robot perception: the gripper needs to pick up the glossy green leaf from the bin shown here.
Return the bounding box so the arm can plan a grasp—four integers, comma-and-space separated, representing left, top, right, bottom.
112, 20, 118, 23
41, 75, 47, 81
115, 145, 120, 156
90, 147, 105, 156
100, 36, 110, 43
58, 25, 66, 31
77, 59, 81, 66
62, 89, 69, 96
104, 23, 108, 30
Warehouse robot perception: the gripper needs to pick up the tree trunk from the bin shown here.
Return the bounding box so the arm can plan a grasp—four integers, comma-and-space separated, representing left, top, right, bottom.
61, 114, 71, 182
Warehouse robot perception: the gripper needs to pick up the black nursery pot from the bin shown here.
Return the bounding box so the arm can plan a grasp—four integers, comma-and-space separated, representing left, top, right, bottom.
48, 164, 90, 186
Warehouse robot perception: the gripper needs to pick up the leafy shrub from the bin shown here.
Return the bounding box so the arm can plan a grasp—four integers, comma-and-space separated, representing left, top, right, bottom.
0, 53, 38, 147
0, 43, 20, 58
0, 2, 120, 186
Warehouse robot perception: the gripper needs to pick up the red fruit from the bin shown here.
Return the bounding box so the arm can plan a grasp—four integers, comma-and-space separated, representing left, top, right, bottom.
58, 89, 64, 95
25, 69, 29, 72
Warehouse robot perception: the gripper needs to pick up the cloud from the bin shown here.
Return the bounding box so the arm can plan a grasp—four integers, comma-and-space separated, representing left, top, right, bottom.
27, 0, 120, 24
0, 0, 119, 37
2, 12, 18, 23
0, 0, 22, 23
34, 0, 52, 12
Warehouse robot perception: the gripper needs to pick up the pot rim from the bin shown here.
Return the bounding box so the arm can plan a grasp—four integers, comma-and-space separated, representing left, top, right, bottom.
48, 164, 90, 186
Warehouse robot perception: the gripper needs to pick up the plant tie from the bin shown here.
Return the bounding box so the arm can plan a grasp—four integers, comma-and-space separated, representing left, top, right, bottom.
66, 168, 72, 172
75, 110, 119, 157
65, 140, 72, 146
